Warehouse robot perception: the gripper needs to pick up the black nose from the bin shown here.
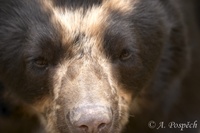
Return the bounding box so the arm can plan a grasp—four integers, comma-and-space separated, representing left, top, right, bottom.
69, 105, 112, 133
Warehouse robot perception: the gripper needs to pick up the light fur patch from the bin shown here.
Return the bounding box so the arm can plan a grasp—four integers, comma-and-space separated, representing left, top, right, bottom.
32, 98, 58, 133
32, 97, 50, 112
53, 63, 69, 101
46, 3, 109, 47
103, 0, 137, 14
99, 60, 132, 127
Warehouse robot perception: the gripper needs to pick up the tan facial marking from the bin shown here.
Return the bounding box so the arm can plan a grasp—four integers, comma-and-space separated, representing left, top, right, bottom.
38, 1, 139, 132
50, 6, 109, 47
103, 0, 138, 14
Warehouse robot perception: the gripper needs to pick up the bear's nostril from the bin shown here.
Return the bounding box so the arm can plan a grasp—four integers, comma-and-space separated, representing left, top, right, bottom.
79, 125, 88, 132
98, 123, 106, 130
77, 120, 108, 132
70, 105, 112, 133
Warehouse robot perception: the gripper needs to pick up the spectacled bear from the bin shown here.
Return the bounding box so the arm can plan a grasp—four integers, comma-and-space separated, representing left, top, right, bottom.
0, 0, 199, 133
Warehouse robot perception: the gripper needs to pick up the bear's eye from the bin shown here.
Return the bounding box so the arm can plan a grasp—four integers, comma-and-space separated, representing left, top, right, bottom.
120, 50, 132, 61
33, 58, 48, 68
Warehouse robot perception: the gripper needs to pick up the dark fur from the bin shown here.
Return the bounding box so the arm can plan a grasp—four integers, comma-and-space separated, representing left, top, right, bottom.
0, 0, 199, 133
0, 83, 45, 133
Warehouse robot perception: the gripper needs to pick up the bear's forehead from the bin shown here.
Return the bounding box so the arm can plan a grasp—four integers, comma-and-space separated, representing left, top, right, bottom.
40, 0, 136, 46
52, 6, 108, 46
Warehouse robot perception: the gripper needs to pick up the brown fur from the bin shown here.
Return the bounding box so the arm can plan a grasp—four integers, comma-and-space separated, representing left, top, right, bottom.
0, 90, 45, 133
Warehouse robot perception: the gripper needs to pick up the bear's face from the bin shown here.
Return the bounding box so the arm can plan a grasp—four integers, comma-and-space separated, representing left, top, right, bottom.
0, 0, 166, 133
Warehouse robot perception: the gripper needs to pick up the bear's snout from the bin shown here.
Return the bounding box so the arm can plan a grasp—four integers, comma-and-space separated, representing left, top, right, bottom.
69, 105, 112, 133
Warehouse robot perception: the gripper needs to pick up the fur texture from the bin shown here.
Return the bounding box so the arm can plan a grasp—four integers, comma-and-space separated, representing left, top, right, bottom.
0, 0, 199, 133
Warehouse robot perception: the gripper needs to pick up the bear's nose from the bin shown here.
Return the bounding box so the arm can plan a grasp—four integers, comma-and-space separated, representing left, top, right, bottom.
69, 105, 112, 133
